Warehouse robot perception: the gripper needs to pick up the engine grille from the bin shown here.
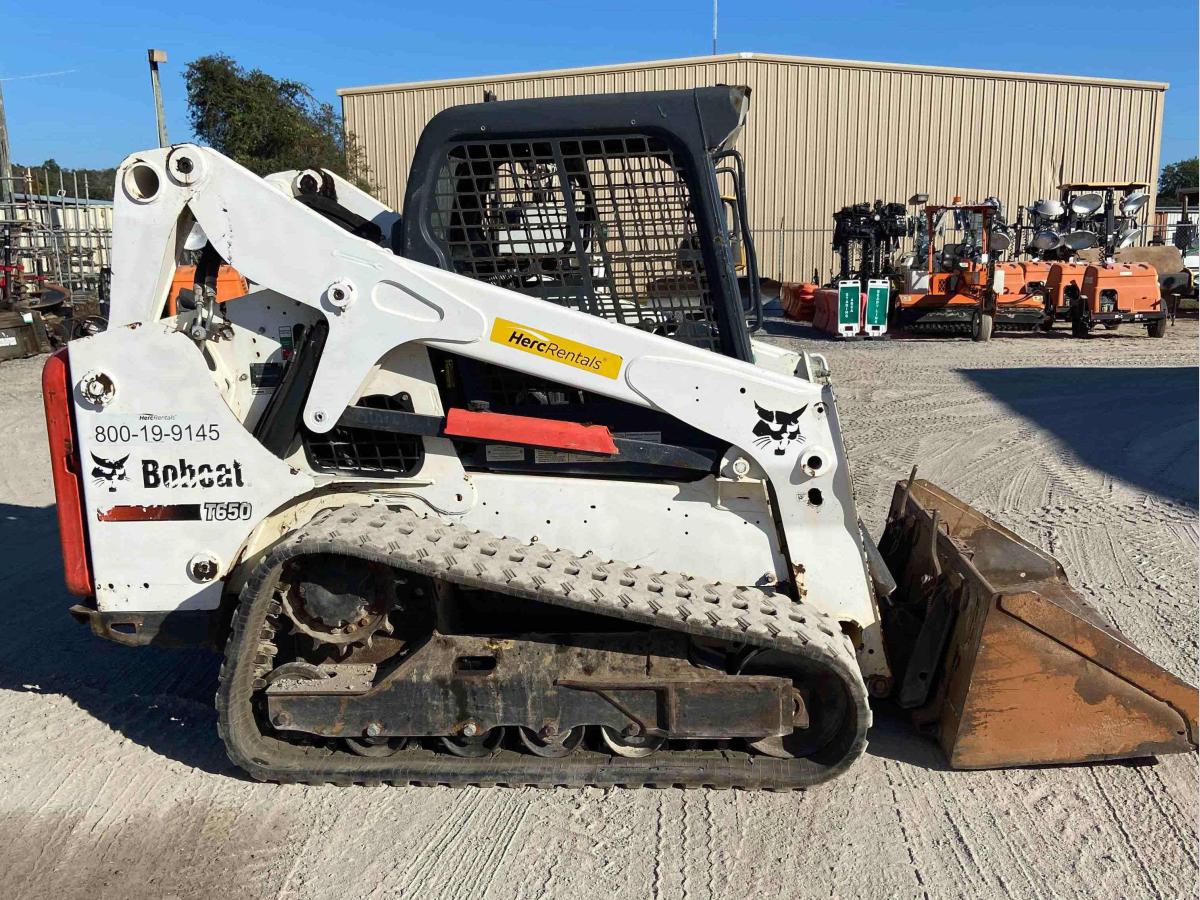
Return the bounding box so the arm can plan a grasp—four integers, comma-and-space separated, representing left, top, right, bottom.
430, 135, 720, 351
303, 393, 424, 477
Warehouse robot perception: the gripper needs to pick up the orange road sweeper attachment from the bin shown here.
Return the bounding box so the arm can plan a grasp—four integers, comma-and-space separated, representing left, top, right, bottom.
879, 475, 1197, 768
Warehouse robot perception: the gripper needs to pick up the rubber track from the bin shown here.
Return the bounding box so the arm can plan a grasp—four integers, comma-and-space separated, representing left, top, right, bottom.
216, 506, 871, 789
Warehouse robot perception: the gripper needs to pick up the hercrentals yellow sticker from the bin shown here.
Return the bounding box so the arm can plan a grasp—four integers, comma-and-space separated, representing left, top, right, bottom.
490, 318, 622, 379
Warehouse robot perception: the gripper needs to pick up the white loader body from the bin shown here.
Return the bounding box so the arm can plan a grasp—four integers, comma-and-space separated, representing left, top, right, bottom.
66, 144, 887, 679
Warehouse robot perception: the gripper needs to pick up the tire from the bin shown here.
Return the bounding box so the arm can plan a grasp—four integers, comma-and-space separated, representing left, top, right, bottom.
970, 311, 994, 342
1103, 322, 1120, 331
1147, 317, 1167, 338
69, 315, 108, 340
1071, 310, 1090, 338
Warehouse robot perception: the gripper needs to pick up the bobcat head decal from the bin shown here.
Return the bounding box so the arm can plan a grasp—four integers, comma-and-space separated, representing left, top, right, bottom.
91, 453, 129, 492
752, 403, 808, 456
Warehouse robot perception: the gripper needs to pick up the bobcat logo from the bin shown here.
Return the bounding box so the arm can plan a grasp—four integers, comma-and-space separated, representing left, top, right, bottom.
91, 453, 129, 492
753, 403, 808, 456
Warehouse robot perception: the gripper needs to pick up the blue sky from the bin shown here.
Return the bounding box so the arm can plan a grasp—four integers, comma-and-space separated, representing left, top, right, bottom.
4, 0, 1196, 174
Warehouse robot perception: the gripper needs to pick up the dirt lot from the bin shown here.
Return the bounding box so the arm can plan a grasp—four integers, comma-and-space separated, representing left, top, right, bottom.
1, 319, 1196, 900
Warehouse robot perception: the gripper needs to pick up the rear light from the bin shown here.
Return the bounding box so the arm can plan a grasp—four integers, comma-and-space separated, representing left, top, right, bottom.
41, 349, 93, 596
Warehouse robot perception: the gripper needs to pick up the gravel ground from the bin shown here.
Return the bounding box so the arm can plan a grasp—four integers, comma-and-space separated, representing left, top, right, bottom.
0, 318, 1196, 900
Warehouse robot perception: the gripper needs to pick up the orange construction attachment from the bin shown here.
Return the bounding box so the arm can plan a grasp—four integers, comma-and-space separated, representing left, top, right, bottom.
879, 476, 1197, 769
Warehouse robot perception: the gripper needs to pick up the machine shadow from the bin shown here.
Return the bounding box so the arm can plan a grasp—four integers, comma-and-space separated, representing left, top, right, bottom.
863, 704, 950, 770
959, 366, 1199, 507
759, 312, 842, 342
0, 502, 238, 777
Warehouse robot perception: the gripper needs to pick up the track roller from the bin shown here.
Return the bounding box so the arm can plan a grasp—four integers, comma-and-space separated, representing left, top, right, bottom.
440, 728, 504, 757
599, 727, 666, 758
517, 726, 586, 758
345, 736, 409, 757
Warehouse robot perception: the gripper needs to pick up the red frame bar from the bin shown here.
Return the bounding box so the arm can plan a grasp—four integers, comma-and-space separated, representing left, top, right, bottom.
444, 408, 617, 455
42, 349, 93, 596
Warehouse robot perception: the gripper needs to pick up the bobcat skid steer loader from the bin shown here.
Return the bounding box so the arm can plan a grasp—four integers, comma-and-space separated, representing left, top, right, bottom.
43, 88, 1196, 787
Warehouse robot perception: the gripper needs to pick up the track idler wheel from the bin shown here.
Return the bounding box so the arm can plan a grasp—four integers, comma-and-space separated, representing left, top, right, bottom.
736, 648, 855, 762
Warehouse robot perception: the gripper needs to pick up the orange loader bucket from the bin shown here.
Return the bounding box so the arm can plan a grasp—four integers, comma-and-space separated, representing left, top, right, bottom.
879, 476, 1197, 769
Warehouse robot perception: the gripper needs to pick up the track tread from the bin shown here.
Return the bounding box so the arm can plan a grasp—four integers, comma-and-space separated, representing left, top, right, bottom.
216, 505, 871, 789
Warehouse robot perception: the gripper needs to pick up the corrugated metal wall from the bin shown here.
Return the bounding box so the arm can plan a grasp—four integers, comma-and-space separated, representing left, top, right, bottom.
340, 54, 1165, 283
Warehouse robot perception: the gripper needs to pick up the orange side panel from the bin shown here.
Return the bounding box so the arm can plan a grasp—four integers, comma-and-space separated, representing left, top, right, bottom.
1020, 261, 1052, 284
1082, 263, 1161, 314
167, 265, 250, 316
996, 262, 1047, 309
929, 272, 955, 294
996, 262, 1026, 297
1047, 263, 1086, 308
898, 290, 980, 309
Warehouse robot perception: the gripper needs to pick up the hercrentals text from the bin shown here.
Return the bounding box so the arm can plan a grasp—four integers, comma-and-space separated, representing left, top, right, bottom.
506, 329, 604, 371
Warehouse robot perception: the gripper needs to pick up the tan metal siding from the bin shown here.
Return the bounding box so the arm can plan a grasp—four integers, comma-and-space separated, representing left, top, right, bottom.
342, 56, 1165, 283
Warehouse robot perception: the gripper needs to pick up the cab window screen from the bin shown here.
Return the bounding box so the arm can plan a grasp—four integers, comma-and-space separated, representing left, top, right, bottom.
430, 135, 720, 352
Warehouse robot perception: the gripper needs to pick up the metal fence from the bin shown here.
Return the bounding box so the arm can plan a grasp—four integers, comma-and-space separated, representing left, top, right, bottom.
1, 168, 113, 299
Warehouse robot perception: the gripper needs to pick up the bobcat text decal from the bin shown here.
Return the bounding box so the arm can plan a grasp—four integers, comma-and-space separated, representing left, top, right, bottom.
141, 457, 246, 489
752, 403, 808, 456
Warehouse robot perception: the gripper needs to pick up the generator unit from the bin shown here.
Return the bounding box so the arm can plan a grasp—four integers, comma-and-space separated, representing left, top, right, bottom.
1075, 262, 1165, 336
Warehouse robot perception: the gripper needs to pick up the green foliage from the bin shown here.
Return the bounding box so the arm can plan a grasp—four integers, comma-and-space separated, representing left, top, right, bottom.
1157, 157, 1198, 203
14, 159, 116, 201
184, 54, 371, 191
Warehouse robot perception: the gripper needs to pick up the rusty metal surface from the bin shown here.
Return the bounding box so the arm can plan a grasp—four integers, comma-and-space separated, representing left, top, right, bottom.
880, 477, 1198, 769
266, 631, 794, 742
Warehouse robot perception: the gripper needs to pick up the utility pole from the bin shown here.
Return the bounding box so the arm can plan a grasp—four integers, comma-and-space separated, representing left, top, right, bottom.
147, 49, 169, 148
712, 0, 718, 55
0, 79, 11, 203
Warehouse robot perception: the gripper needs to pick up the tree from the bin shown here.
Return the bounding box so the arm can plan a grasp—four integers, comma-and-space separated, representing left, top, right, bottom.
184, 54, 371, 190
13, 159, 116, 201
1157, 157, 1198, 204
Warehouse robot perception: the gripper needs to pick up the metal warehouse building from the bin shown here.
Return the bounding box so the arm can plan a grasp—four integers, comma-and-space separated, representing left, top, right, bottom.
339, 53, 1166, 283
